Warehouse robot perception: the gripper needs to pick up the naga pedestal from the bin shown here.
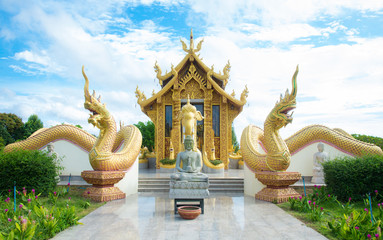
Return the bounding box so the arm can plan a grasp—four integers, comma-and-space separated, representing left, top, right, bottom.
255, 171, 301, 203
81, 170, 126, 202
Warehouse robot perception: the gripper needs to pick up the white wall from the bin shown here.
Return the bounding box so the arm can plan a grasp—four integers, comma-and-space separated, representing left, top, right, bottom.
287, 141, 353, 176
42, 140, 91, 176
116, 160, 138, 196
244, 141, 266, 196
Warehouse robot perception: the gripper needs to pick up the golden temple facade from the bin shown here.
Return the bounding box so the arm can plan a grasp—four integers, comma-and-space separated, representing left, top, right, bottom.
135, 30, 248, 169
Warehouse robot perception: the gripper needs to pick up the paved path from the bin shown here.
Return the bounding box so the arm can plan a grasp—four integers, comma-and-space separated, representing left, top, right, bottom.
53, 193, 327, 240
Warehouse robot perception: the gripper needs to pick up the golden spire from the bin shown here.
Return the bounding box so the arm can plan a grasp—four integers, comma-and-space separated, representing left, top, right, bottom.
181, 29, 204, 53
190, 29, 194, 51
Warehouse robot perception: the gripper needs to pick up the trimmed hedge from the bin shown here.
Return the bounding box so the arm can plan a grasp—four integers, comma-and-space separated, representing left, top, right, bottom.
323, 154, 383, 201
210, 159, 223, 166
160, 158, 176, 165
0, 149, 60, 195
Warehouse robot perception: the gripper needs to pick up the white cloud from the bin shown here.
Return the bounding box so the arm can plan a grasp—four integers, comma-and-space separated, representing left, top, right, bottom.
1, 0, 383, 144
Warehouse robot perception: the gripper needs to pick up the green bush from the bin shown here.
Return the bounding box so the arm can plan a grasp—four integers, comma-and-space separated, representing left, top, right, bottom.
0, 149, 61, 195
352, 134, 383, 150
323, 154, 383, 201
159, 158, 176, 165
210, 159, 223, 166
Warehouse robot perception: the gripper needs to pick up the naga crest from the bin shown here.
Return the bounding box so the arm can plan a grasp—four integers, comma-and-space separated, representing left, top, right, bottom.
268, 65, 299, 129
82, 66, 110, 129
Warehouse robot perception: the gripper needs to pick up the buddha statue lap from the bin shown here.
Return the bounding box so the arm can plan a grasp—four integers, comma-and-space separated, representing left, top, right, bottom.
170, 135, 208, 183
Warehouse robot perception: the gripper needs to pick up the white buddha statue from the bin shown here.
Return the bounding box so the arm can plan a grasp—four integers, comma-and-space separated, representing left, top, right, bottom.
311, 143, 329, 184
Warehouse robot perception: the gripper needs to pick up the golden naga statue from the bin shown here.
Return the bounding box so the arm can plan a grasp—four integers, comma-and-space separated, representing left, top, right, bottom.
241, 66, 383, 172
82, 66, 142, 171
5, 67, 142, 172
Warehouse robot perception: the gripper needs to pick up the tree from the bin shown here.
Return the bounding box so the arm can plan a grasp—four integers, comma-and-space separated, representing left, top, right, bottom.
0, 136, 5, 149
0, 125, 14, 145
23, 114, 44, 139
134, 121, 155, 152
0, 113, 24, 142
232, 124, 239, 153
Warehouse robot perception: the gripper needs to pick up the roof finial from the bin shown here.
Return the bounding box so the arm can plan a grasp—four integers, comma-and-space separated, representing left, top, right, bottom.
180, 29, 203, 53
187, 94, 190, 104
190, 29, 194, 51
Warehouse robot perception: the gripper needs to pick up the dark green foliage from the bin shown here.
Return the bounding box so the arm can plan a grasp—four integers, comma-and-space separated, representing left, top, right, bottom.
0, 124, 14, 145
134, 121, 155, 151
352, 134, 383, 150
23, 114, 44, 139
323, 154, 383, 201
0, 149, 60, 195
0, 113, 24, 141
159, 158, 176, 165
210, 159, 223, 165
231, 124, 239, 152
0, 137, 5, 149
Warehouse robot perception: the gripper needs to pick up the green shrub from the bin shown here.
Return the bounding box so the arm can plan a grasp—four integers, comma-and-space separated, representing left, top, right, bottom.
159, 158, 176, 165
0, 149, 61, 195
323, 154, 383, 201
210, 159, 223, 166
352, 134, 383, 150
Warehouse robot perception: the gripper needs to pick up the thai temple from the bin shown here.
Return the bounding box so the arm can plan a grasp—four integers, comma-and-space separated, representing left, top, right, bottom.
135, 30, 248, 169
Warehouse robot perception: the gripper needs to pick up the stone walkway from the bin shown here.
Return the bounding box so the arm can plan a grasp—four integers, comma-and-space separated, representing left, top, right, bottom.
53, 192, 327, 240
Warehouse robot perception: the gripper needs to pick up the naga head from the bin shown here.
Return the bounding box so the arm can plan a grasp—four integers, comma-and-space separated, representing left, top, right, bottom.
268, 65, 299, 130
82, 66, 110, 129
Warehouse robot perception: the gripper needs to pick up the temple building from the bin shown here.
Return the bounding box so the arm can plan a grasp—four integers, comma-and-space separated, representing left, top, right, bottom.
135, 31, 248, 169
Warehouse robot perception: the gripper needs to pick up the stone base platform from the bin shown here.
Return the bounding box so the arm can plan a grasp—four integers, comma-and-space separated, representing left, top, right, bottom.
169, 180, 209, 199
255, 171, 301, 203
81, 170, 126, 202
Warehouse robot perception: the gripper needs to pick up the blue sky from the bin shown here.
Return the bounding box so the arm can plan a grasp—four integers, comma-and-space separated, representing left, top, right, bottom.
0, 0, 383, 139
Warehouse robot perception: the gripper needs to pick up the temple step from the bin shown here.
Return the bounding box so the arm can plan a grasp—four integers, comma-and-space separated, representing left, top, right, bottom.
138, 177, 244, 193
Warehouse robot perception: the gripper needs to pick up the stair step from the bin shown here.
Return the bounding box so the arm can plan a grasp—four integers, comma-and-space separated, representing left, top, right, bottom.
138, 177, 244, 193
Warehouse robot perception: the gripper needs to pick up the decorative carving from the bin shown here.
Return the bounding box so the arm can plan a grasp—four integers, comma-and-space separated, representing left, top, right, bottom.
165, 137, 171, 159
214, 137, 220, 159
156, 100, 165, 168
181, 80, 204, 99
180, 29, 204, 54
135, 86, 147, 105
220, 102, 228, 168
240, 85, 249, 103
179, 63, 207, 89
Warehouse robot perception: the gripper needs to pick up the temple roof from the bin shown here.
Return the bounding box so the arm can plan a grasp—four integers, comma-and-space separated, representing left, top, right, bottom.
135, 30, 248, 109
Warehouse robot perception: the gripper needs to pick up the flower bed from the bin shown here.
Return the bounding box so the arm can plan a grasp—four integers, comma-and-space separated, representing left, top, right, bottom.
0, 185, 105, 239
279, 185, 383, 240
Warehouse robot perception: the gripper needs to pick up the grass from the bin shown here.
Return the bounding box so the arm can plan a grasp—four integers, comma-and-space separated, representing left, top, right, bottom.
49, 185, 106, 219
